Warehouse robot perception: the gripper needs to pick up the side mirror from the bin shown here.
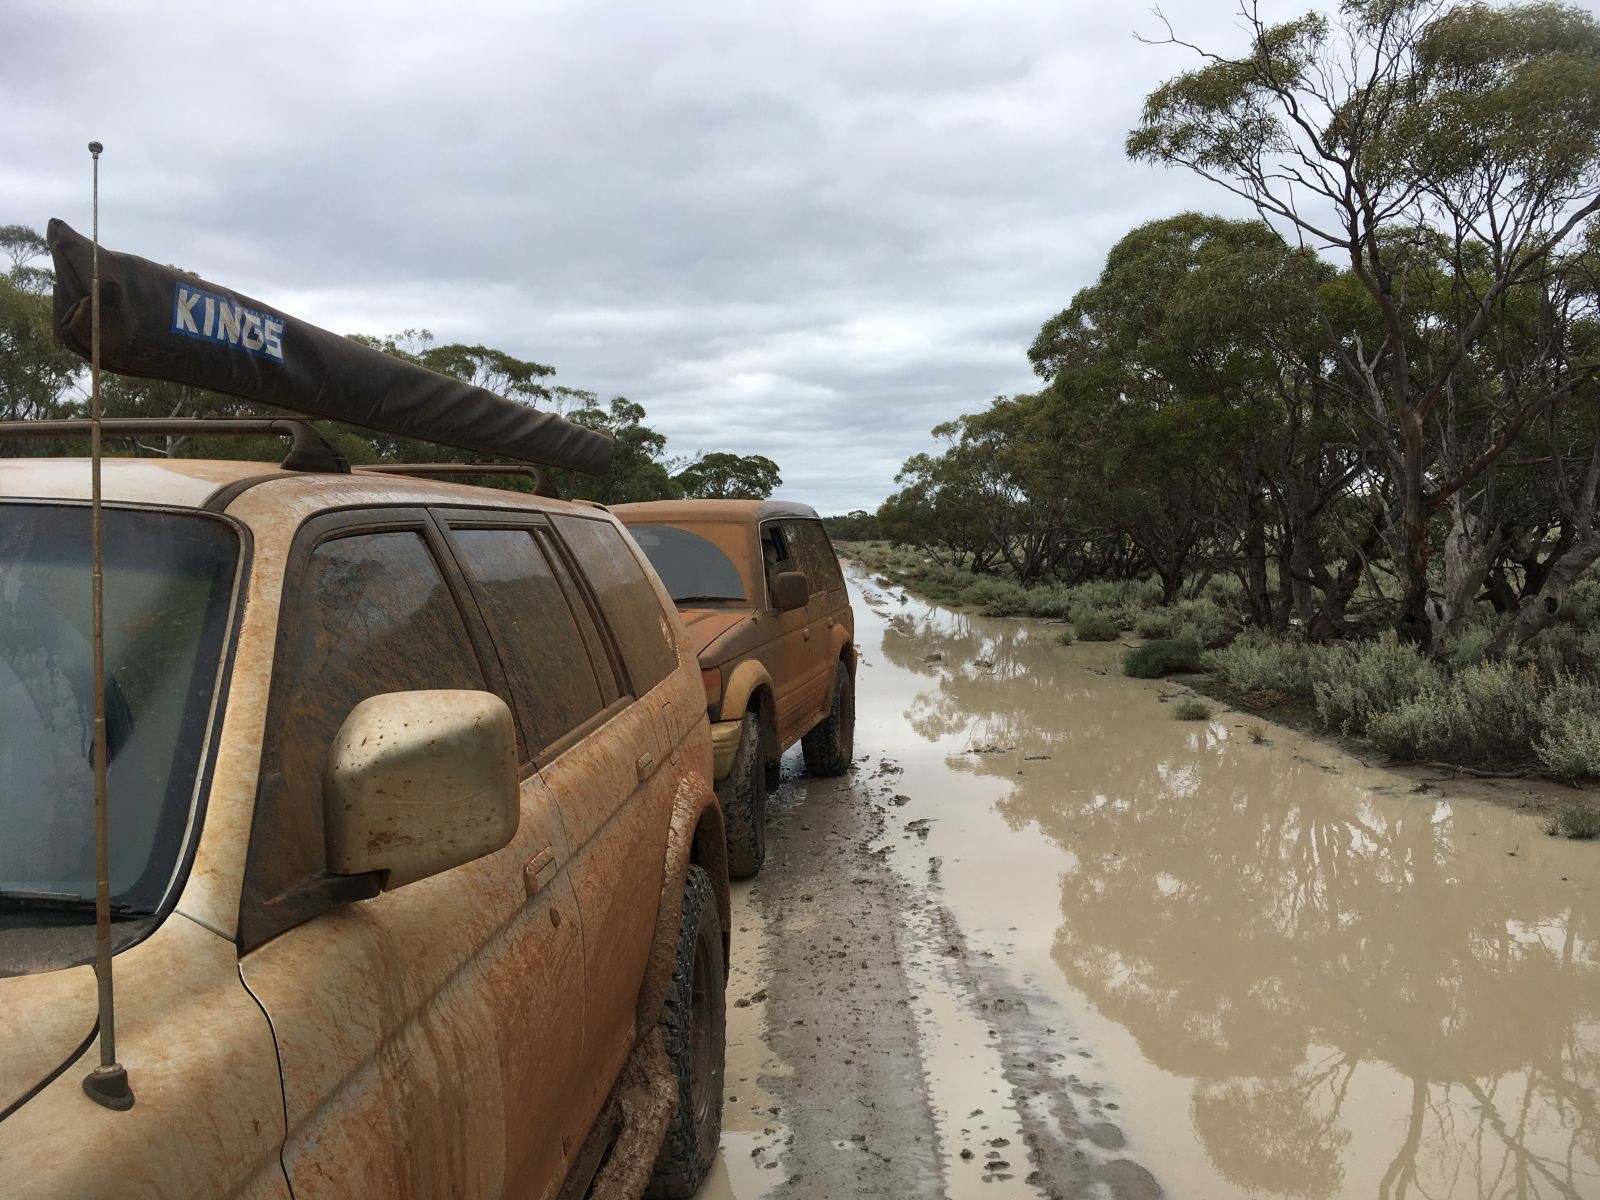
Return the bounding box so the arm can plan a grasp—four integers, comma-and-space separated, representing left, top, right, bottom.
324, 690, 520, 890
773, 570, 809, 613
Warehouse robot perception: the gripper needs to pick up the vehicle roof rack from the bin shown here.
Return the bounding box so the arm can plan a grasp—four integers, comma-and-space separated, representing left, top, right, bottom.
0, 417, 350, 473
363, 462, 558, 498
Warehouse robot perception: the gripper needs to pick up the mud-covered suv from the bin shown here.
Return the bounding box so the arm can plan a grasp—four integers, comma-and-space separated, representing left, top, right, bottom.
0, 452, 730, 1200
614, 500, 856, 878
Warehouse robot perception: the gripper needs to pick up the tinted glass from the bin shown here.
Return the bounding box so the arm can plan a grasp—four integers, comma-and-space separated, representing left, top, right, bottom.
552, 516, 677, 694
270, 530, 485, 831
0, 505, 238, 915
786, 521, 844, 592
451, 528, 604, 755
626, 524, 746, 603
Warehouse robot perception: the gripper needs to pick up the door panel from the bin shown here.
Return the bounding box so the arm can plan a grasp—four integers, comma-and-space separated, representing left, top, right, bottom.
238, 519, 586, 1200
543, 515, 678, 1112
779, 520, 836, 726
759, 521, 814, 745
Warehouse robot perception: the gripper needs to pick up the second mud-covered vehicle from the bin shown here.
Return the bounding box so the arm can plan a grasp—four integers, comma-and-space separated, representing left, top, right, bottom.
0, 221, 729, 1200
614, 500, 856, 878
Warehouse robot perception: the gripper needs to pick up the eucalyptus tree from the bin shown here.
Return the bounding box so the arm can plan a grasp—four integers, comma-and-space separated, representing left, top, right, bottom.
1128, 0, 1600, 647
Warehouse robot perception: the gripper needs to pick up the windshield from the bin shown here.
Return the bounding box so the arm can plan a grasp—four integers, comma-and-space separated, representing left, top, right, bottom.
0, 503, 240, 916
627, 524, 747, 603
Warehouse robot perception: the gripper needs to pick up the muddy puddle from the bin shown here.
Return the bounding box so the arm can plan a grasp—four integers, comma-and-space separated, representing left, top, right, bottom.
849, 568, 1599, 1199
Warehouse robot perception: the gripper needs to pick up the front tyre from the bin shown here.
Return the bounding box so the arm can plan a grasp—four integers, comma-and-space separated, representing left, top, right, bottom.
801, 661, 855, 777
646, 865, 726, 1199
718, 714, 767, 880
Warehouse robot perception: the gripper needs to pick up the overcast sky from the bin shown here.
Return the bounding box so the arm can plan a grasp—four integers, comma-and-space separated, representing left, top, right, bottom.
2, 0, 1280, 512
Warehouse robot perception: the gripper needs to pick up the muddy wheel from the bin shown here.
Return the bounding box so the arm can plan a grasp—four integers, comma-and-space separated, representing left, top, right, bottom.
801, 662, 855, 777
718, 714, 767, 879
646, 864, 725, 1199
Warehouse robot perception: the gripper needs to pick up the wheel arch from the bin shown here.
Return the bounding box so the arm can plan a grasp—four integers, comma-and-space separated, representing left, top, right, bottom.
635, 767, 729, 1037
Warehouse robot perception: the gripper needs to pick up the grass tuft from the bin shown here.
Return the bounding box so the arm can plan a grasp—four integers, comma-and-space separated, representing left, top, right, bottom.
1174, 699, 1213, 721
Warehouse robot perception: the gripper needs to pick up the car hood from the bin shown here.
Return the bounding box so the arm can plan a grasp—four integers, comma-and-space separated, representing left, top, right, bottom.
0, 959, 98, 1115
677, 607, 755, 659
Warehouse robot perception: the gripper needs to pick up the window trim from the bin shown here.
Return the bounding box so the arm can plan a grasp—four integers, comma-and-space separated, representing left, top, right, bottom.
546, 514, 665, 701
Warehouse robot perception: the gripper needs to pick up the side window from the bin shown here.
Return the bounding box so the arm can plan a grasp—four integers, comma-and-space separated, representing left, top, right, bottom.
761, 523, 794, 602
243, 528, 487, 947
449, 528, 606, 756
552, 516, 678, 695
782, 520, 843, 595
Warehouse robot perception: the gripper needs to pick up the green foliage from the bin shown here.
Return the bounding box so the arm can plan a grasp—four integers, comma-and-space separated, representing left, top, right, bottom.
1174, 699, 1213, 721
674, 451, 781, 499
1365, 661, 1547, 766
824, 510, 883, 541
1125, 637, 1205, 678
1205, 630, 1313, 696
1544, 804, 1600, 839
1536, 695, 1600, 782
1309, 634, 1444, 736
1074, 612, 1121, 641
1135, 598, 1234, 648
1055, 628, 1075, 647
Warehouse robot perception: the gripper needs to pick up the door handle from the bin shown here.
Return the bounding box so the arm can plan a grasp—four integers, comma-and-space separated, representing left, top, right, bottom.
524, 846, 556, 897
636, 752, 656, 780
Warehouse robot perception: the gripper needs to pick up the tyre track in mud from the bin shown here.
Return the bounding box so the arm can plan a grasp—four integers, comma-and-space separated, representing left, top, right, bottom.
728, 752, 1160, 1200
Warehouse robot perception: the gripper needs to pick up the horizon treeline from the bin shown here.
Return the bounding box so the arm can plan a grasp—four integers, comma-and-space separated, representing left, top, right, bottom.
878, 0, 1600, 657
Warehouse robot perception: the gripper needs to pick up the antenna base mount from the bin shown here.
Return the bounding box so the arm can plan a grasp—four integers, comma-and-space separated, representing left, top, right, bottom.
83, 1063, 135, 1111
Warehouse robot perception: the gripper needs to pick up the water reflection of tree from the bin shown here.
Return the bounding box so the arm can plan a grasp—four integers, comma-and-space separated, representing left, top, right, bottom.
882, 604, 1600, 1198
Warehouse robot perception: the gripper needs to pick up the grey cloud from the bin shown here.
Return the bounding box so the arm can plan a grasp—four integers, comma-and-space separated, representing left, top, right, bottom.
2, 0, 1269, 511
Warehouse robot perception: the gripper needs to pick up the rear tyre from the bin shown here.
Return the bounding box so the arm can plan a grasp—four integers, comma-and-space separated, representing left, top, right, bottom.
718, 714, 767, 880
646, 865, 725, 1199
801, 662, 855, 777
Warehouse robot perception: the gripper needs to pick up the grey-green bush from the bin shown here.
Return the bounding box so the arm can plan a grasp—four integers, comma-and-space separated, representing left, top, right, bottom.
1365, 662, 1543, 767
1309, 634, 1443, 736
1074, 611, 1121, 641
1205, 630, 1312, 696
1174, 699, 1213, 720
1124, 638, 1204, 678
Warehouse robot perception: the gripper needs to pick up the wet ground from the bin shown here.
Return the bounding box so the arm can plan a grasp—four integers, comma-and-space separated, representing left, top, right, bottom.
698, 567, 1600, 1200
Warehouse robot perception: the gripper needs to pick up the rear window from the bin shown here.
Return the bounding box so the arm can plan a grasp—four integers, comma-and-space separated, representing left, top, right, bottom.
626, 524, 746, 604
553, 516, 678, 695
450, 528, 606, 755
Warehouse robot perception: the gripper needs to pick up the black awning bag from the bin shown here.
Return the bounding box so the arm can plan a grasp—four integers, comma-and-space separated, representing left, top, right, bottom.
47, 219, 613, 475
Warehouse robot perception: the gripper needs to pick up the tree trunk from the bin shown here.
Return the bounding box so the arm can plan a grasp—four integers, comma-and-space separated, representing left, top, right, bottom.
1487, 528, 1600, 657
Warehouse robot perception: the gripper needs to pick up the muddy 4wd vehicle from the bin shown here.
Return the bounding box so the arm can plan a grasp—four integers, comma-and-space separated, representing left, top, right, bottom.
614, 500, 856, 878
0, 221, 729, 1200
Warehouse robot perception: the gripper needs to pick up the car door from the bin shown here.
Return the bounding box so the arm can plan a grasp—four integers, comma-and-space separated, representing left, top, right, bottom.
236, 512, 586, 1200
779, 519, 837, 726
759, 520, 817, 745
544, 513, 682, 1116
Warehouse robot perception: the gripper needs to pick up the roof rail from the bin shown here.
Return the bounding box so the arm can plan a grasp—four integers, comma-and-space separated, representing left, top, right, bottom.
363, 462, 558, 498
0, 417, 350, 473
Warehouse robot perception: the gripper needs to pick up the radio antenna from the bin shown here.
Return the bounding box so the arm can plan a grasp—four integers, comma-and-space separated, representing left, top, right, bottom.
82, 139, 133, 1112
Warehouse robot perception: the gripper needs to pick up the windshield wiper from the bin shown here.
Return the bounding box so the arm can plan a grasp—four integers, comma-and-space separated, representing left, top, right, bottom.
0, 889, 149, 916
674, 595, 744, 603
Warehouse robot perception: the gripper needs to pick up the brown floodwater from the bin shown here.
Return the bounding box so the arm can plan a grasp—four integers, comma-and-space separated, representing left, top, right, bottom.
853, 572, 1599, 1199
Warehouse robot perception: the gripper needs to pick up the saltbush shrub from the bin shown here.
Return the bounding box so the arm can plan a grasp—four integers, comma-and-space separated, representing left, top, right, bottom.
1364, 661, 1543, 766
1535, 694, 1600, 782
1074, 611, 1121, 641
1124, 638, 1205, 678
1308, 633, 1443, 736
1205, 630, 1312, 696
1174, 699, 1213, 720
1546, 804, 1600, 839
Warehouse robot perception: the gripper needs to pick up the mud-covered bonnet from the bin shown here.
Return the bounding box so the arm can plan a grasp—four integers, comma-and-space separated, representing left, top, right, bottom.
47, 219, 614, 475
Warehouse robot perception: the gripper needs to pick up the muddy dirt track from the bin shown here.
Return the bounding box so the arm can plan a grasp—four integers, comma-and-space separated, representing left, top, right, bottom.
697, 567, 1600, 1200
